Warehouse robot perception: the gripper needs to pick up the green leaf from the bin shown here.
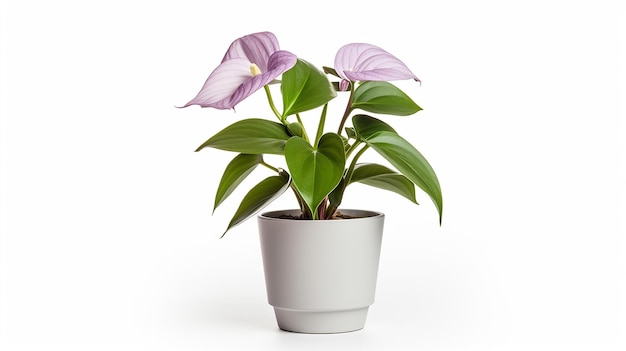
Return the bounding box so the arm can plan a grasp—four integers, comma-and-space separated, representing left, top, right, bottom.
352, 81, 422, 116
352, 114, 397, 138
322, 66, 339, 77
281, 59, 337, 117
284, 133, 345, 218
353, 115, 443, 223
345, 127, 357, 140
213, 154, 263, 213
349, 163, 417, 204
287, 122, 304, 138
223, 172, 291, 237
326, 177, 346, 218
195, 119, 290, 155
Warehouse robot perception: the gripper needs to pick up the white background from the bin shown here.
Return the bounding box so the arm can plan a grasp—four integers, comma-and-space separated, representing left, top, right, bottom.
1, 0, 625, 350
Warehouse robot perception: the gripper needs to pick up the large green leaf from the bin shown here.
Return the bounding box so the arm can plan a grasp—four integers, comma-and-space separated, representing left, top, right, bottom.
352, 81, 422, 116
281, 59, 337, 117
350, 163, 417, 204
213, 154, 263, 213
284, 134, 345, 218
223, 172, 291, 237
353, 115, 443, 223
195, 119, 290, 155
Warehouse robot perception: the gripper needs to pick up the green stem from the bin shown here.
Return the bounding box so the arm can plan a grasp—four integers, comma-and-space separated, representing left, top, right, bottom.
295, 113, 310, 143
314, 104, 329, 148
260, 160, 279, 173
336, 83, 354, 135
344, 144, 370, 185
324, 143, 370, 219
264, 85, 283, 122
345, 140, 362, 159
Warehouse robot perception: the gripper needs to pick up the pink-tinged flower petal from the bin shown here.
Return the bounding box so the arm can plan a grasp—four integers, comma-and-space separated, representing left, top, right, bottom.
221, 32, 280, 72
228, 50, 297, 108
181, 58, 251, 109
182, 51, 297, 110
181, 31, 297, 110
334, 43, 419, 86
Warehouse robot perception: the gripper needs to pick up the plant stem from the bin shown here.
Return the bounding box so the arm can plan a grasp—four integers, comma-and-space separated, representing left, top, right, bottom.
323, 143, 369, 219
295, 113, 310, 143
317, 197, 328, 220
344, 144, 370, 185
260, 160, 279, 173
345, 140, 362, 159
263, 85, 283, 122
314, 104, 329, 148
336, 83, 354, 135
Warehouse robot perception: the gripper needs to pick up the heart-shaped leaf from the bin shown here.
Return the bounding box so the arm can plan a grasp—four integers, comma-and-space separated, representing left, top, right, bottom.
196, 118, 290, 155
281, 59, 337, 117
223, 171, 291, 237
213, 154, 263, 213
349, 163, 417, 204
352, 81, 422, 116
353, 115, 443, 223
284, 134, 345, 218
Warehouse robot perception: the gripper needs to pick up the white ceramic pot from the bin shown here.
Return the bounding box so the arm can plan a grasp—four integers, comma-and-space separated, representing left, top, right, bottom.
257, 209, 385, 333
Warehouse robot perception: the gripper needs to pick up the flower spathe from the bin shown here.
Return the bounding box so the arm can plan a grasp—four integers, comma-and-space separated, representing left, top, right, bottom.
182, 32, 297, 110
334, 43, 419, 91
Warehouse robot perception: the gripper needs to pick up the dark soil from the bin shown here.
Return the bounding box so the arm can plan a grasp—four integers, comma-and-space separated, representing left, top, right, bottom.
275, 211, 361, 220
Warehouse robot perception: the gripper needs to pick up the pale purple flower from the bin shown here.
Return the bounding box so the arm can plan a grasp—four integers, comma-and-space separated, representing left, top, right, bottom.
334, 43, 419, 91
182, 32, 297, 109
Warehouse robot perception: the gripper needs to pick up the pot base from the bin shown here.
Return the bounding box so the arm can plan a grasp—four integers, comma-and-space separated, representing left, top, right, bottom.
273, 307, 369, 334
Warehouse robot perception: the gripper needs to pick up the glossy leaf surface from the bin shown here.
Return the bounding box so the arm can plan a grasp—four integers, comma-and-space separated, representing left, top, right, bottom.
350, 163, 417, 204
353, 115, 442, 222
352, 81, 422, 116
195, 119, 290, 155
281, 59, 337, 117
213, 154, 263, 212
224, 172, 291, 237
284, 134, 345, 217
352, 114, 396, 137
287, 122, 304, 138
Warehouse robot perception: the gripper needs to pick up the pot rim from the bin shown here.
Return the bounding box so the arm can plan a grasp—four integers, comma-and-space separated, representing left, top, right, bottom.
258, 209, 384, 221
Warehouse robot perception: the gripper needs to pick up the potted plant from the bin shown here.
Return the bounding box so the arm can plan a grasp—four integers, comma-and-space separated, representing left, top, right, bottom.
179, 31, 443, 333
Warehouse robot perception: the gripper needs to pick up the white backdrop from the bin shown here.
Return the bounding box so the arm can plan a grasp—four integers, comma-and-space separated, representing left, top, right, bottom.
1, 0, 625, 350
